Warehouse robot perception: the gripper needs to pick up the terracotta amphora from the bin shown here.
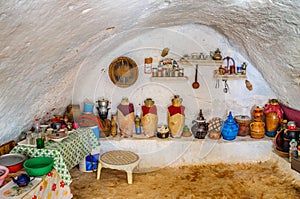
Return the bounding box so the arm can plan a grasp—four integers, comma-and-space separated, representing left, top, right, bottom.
168, 95, 185, 138
141, 98, 158, 137
265, 112, 280, 133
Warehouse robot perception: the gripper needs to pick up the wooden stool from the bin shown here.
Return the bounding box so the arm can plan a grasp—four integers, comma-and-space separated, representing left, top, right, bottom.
97, 150, 140, 184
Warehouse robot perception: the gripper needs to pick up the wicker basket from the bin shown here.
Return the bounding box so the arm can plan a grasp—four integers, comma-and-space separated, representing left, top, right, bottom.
0, 140, 16, 156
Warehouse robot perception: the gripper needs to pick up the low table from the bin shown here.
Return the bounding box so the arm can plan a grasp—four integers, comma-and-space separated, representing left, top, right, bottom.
97, 150, 140, 184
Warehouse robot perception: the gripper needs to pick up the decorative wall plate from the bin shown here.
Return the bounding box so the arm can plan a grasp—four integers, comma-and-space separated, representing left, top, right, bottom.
108, 56, 138, 88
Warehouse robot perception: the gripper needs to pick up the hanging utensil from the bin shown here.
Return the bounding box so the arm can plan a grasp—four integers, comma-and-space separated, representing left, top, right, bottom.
223, 80, 229, 93
161, 48, 169, 57
215, 79, 219, 89
192, 64, 200, 89
245, 80, 253, 91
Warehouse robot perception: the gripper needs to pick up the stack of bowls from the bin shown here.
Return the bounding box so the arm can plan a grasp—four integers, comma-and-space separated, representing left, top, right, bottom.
0, 165, 9, 186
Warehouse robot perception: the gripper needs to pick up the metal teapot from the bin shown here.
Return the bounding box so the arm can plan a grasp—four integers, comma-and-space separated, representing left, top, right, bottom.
96, 99, 110, 108
11, 173, 34, 187
210, 48, 222, 60
191, 109, 208, 139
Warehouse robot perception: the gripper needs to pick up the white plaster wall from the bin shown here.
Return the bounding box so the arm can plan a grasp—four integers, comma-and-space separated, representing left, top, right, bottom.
1, 0, 300, 144
98, 137, 274, 172
73, 24, 275, 127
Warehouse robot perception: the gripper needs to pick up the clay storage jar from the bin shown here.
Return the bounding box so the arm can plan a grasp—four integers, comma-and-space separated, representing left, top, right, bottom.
264, 112, 280, 136
141, 98, 158, 137
234, 115, 251, 136
168, 95, 185, 138
117, 97, 135, 137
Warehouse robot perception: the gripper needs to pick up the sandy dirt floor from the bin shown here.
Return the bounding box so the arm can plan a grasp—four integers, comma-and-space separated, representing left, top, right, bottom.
70, 160, 300, 199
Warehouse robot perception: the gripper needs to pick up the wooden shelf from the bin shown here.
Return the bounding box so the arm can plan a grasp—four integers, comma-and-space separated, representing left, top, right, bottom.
179, 58, 223, 66
213, 74, 247, 80
150, 76, 189, 82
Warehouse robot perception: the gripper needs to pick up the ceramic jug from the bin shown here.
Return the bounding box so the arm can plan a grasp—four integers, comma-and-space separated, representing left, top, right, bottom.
221, 112, 239, 140
250, 121, 265, 139
141, 98, 158, 137
168, 95, 185, 138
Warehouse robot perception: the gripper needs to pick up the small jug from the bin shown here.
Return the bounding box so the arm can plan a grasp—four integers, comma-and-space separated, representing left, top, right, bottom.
250, 121, 265, 139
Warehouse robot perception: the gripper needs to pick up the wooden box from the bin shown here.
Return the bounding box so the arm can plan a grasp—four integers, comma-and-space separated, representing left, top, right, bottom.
291, 156, 300, 173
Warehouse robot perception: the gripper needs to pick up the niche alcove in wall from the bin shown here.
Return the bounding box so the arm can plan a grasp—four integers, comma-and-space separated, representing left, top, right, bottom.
73, 24, 276, 125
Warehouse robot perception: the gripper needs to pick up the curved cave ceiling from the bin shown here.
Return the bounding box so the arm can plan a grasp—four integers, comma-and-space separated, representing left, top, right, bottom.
0, 0, 300, 143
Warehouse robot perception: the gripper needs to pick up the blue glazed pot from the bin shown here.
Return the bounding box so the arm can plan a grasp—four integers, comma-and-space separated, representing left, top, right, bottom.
221, 112, 239, 140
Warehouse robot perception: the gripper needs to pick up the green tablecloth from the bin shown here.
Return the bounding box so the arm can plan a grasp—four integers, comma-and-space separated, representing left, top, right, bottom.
10, 128, 99, 185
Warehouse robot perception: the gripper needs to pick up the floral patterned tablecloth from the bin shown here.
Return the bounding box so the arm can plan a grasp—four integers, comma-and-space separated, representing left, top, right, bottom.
10, 128, 100, 185
25, 170, 72, 199
1, 170, 72, 199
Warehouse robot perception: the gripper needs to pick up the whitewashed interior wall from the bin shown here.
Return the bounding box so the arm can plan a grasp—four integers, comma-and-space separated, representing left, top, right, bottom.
73, 24, 276, 127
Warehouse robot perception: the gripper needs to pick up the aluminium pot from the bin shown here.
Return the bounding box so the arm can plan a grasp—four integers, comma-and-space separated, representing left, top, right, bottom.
0, 154, 27, 173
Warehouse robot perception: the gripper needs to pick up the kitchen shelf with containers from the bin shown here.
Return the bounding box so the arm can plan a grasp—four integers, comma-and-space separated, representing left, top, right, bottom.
213, 71, 247, 80
179, 57, 223, 67
150, 57, 188, 81
213, 60, 248, 80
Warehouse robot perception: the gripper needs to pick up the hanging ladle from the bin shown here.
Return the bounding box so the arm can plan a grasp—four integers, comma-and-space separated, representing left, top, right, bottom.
192, 64, 200, 89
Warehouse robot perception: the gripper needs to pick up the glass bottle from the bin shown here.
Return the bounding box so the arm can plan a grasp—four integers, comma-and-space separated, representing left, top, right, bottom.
289, 139, 298, 162
34, 117, 41, 138
135, 115, 141, 134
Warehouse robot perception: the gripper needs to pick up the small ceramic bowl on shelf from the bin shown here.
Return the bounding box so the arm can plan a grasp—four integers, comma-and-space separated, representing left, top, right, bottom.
156, 125, 170, 139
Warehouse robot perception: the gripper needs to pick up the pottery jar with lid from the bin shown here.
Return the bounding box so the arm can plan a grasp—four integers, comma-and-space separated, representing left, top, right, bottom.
141, 98, 158, 137
234, 115, 251, 136
252, 106, 264, 122
221, 112, 239, 140
263, 99, 283, 137
168, 95, 185, 138
191, 109, 208, 139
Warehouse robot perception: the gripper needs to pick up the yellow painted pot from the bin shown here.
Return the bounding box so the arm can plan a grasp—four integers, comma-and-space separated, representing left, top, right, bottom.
250, 121, 265, 139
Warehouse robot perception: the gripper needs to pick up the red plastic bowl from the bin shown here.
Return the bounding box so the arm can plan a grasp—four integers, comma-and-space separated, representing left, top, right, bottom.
0, 154, 27, 173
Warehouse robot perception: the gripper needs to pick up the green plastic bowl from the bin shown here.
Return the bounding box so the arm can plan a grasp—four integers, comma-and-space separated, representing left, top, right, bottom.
23, 157, 54, 176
